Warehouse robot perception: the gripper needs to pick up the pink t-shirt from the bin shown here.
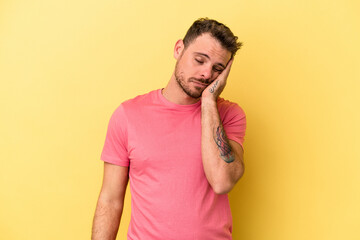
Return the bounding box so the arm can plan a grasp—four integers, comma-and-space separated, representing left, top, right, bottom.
100, 89, 246, 240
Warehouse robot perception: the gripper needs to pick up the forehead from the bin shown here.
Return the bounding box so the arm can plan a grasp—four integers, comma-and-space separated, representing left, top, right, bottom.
185, 33, 231, 63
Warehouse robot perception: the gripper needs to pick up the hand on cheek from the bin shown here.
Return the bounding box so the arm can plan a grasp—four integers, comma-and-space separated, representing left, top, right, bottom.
202, 58, 234, 102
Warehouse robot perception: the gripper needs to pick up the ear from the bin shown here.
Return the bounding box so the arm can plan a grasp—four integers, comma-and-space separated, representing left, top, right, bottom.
174, 39, 184, 60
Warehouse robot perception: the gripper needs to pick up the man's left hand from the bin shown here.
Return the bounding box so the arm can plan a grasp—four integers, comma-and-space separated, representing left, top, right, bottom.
202, 58, 234, 102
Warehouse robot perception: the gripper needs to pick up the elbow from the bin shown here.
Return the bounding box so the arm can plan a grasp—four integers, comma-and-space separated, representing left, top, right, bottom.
211, 180, 236, 195
212, 184, 233, 195
211, 168, 245, 195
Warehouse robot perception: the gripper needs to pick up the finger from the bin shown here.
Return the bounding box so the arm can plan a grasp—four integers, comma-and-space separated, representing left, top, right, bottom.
227, 58, 234, 67
219, 58, 234, 80
224, 58, 234, 73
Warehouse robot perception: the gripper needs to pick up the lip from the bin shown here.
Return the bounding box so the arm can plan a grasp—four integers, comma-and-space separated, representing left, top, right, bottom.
191, 80, 209, 87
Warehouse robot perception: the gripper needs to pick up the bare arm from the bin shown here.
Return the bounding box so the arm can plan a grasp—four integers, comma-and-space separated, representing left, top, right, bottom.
201, 99, 244, 194
201, 58, 245, 194
92, 162, 129, 240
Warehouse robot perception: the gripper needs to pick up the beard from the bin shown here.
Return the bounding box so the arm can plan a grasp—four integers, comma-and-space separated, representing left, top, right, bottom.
174, 61, 209, 99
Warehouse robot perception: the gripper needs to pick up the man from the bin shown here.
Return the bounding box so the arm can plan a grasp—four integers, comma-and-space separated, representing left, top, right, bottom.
92, 18, 246, 240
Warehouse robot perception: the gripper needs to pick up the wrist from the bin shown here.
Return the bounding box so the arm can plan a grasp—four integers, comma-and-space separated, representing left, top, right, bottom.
201, 97, 217, 109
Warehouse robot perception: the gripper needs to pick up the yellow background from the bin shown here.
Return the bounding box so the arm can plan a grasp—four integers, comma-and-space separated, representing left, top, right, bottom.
1, 0, 359, 239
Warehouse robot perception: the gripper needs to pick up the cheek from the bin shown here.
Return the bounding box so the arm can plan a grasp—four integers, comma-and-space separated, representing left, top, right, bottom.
184, 65, 196, 77
179, 59, 192, 73
211, 72, 220, 81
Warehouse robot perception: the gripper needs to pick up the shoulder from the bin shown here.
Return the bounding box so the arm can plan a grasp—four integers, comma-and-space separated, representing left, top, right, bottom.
122, 89, 158, 108
112, 89, 158, 113
109, 89, 158, 121
217, 98, 247, 145
217, 97, 246, 120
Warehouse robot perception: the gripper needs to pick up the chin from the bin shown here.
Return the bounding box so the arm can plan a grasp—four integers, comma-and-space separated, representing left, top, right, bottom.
188, 90, 203, 99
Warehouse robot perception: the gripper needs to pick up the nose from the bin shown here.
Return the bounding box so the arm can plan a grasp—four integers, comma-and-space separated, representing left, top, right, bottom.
200, 65, 212, 81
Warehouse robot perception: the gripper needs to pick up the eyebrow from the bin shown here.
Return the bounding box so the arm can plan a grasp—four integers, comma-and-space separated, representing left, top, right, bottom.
194, 52, 226, 69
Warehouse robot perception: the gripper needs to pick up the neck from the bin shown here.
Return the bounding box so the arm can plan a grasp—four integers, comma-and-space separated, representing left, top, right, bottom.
162, 73, 201, 105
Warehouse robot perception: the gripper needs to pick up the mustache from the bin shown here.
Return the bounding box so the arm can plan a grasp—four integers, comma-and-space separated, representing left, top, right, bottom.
189, 78, 211, 84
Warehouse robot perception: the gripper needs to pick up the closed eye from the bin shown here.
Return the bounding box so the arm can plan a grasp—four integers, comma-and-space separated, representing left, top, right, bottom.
195, 59, 204, 64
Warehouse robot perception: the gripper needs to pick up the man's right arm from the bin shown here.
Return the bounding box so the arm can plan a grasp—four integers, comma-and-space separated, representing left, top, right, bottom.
92, 162, 129, 240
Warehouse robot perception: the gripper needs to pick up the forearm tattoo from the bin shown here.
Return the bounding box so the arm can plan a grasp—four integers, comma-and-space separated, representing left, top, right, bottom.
209, 80, 219, 93
213, 125, 235, 163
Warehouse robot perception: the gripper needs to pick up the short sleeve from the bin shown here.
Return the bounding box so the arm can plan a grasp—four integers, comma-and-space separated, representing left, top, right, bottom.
100, 104, 130, 166
219, 101, 247, 149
